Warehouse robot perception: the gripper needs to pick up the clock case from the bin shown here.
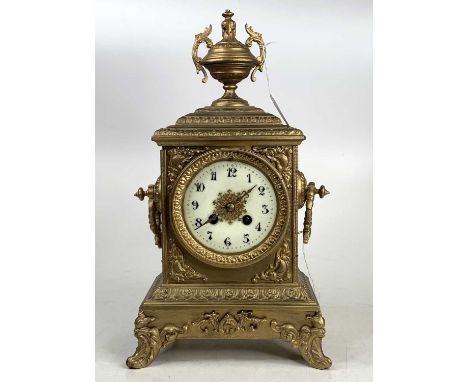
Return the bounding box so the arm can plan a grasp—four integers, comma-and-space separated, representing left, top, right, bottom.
127, 10, 332, 370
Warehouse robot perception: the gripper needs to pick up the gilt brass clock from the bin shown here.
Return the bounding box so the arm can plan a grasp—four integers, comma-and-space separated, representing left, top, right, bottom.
127, 10, 332, 370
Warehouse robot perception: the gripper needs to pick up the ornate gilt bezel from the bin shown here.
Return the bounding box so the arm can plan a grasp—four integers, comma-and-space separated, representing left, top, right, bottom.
171, 149, 289, 268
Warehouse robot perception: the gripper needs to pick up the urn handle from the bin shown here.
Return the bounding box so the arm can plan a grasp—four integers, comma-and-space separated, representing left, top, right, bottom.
134, 177, 162, 248
302, 182, 329, 244
245, 24, 266, 82
192, 25, 214, 83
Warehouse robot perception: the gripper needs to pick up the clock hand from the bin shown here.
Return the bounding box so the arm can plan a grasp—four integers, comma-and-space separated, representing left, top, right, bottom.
195, 213, 218, 230
237, 184, 257, 201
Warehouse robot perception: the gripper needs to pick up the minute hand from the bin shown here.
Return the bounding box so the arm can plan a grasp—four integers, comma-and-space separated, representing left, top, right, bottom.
237, 184, 257, 201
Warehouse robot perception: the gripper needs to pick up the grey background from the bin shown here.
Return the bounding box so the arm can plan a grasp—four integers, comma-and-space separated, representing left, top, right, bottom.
96, 0, 372, 381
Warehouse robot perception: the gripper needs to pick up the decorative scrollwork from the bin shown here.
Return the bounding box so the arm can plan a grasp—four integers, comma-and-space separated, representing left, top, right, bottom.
126, 311, 189, 369
192, 25, 213, 83
252, 238, 291, 283
193, 310, 266, 335
245, 24, 265, 82
151, 284, 312, 302
252, 146, 292, 189
167, 238, 207, 282
271, 312, 332, 369
167, 147, 206, 189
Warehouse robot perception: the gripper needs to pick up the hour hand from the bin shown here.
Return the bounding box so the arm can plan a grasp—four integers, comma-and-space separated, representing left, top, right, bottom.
195, 213, 218, 230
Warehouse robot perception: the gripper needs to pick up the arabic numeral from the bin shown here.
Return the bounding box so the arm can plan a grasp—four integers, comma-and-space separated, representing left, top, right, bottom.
195, 218, 202, 228
224, 237, 231, 247
192, 201, 199, 210
247, 173, 251, 183
262, 204, 269, 214
255, 222, 261, 232
258, 186, 265, 195
195, 182, 205, 192
227, 168, 237, 177
207, 231, 212, 240
211, 171, 217, 181
243, 234, 250, 243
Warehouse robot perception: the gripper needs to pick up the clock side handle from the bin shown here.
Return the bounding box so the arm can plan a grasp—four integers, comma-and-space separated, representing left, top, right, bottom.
134, 176, 162, 248
297, 172, 329, 244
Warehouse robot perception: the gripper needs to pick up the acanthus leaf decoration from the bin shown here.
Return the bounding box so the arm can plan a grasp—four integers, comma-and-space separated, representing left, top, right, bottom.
192, 310, 266, 335
270, 312, 332, 369
151, 285, 312, 302
167, 146, 206, 190
252, 146, 292, 189
167, 238, 208, 282
252, 238, 291, 283
126, 311, 189, 369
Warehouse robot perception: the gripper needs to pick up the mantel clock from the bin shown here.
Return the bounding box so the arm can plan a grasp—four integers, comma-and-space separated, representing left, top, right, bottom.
127, 10, 332, 370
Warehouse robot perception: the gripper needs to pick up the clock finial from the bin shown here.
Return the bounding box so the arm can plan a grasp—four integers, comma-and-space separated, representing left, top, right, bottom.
191, 10, 266, 107
221, 9, 236, 40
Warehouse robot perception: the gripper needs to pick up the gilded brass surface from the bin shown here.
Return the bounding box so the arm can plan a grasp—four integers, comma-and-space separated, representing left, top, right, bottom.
126, 311, 189, 369
128, 9, 331, 370
193, 310, 267, 335
302, 182, 330, 244
296, 171, 306, 209
245, 23, 266, 82
212, 188, 248, 224
251, 238, 291, 283
192, 10, 265, 107
271, 311, 332, 369
134, 177, 162, 248
150, 273, 314, 303
167, 238, 208, 282
192, 25, 213, 83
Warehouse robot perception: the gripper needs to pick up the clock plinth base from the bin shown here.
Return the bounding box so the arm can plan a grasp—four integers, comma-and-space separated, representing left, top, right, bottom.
126, 272, 332, 370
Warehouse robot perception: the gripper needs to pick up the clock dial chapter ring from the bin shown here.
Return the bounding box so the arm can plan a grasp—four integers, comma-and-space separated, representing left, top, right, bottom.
171, 149, 289, 268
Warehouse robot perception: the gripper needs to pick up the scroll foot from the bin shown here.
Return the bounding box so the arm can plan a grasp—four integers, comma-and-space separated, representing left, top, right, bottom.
271, 311, 332, 369
126, 311, 189, 369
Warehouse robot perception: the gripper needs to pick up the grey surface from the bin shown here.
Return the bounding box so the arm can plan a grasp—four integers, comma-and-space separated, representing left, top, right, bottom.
96, 0, 372, 380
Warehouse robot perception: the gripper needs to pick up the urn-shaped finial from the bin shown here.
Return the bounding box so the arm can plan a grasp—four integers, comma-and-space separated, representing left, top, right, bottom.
192, 10, 266, 107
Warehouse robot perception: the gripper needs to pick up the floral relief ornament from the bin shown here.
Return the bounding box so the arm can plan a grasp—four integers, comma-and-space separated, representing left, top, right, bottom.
193, 310, 266, 335
126, 311, 189, 369
270, 312, 332, 369
167, 238, 208, 282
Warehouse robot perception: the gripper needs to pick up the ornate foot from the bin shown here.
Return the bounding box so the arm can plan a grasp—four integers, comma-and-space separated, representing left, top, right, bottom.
271, 311, 332, 369
126, 311, 189, 369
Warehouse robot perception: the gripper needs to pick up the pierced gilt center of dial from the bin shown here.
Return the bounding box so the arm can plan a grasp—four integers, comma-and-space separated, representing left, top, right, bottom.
213, 189, 248, 224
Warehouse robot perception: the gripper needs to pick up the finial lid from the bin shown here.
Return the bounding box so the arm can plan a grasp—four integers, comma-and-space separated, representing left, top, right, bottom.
222, 9, 234, 18
221, 9, 236, 40
192, 10, 266, 108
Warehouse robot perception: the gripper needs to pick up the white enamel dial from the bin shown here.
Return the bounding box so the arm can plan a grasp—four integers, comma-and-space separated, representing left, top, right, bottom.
184, 160, 277, 253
